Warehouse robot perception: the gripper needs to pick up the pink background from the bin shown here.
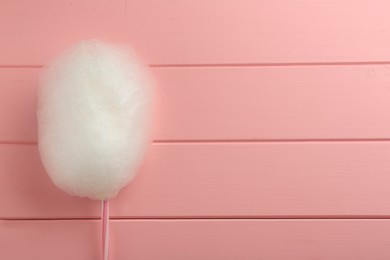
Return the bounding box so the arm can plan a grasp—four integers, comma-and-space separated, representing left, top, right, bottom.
2, 0, 390, 259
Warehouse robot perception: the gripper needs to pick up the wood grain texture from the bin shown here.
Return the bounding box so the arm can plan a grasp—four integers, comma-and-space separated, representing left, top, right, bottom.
2, 0, 390, 259
3, 66, 390, 143
1, 0, 390, 65
2, 219, 390, 259
0, 0, 126, 65
2, 143, 390, 219
125, 0, 390, 65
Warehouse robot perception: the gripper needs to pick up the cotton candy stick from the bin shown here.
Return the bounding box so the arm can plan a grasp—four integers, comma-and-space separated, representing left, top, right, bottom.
37, 40, 154, 259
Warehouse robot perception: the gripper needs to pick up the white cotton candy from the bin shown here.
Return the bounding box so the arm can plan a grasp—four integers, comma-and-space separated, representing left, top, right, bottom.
37, 40, 154, 200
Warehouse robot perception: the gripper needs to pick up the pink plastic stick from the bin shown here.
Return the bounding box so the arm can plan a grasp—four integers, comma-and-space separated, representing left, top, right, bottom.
102, 200, 109, 260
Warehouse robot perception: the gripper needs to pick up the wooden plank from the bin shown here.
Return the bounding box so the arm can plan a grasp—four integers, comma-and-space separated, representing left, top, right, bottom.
2, 143, 390, 218
2, 66, 390, 142
126, 0, 390, 64
2, 219, 390, 259
1, 0, 390, 65
0, 0, 127, 65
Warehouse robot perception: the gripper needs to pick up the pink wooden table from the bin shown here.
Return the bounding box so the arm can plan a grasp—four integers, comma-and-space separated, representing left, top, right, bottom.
1, 0, 390, 259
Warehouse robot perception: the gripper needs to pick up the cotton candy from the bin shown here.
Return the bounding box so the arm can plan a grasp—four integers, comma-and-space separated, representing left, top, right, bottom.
37, 40, 153, 200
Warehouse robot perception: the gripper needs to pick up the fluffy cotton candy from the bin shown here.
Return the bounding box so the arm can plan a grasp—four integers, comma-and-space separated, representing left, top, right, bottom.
37, 40, 154, 200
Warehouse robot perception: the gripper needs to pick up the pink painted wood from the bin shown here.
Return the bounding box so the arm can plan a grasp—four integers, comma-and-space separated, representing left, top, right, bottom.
2, 219, 390, 259
0, 0, 126, 65
3, 66, 390, 143
1, 0, 390, 65
2, 143, 390, 219
2, 0, 390, 258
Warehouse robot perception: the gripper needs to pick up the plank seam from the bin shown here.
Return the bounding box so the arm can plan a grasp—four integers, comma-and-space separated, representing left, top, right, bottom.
6, 138, 390, 146
4, 216, 390, 221
2, 61, 390, 69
